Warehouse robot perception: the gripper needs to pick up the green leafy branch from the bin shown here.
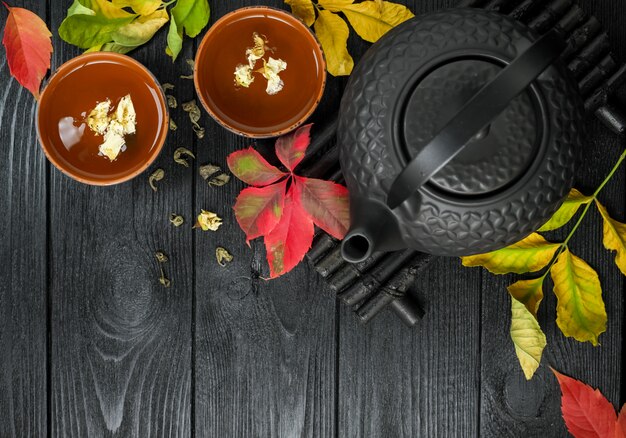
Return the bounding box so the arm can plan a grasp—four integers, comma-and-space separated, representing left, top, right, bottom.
59, 0, 210, 61
462, 147, 626, 380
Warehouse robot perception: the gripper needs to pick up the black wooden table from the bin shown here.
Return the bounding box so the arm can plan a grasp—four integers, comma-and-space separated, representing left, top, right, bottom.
0, 0, 624, 436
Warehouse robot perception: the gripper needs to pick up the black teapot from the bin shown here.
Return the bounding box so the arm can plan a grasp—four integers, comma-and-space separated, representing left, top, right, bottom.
338, 8, 584, 262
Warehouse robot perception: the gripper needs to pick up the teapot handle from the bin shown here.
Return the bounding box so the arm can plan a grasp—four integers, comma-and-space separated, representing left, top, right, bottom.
386, 28, 566, 209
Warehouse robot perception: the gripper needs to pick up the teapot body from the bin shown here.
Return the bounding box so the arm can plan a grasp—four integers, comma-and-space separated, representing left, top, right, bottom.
338, 8, 584, 257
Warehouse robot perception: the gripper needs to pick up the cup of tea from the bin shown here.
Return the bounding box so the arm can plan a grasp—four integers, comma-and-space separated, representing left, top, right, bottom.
37, 52, 169, 185
194, 6, 327, 138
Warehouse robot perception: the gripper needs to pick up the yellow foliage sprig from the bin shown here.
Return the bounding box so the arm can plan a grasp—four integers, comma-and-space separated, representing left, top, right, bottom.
462, 148, 626, 380
285, 0, 414, 76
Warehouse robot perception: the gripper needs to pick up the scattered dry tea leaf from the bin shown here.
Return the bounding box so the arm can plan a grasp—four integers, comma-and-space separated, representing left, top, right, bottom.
149, 168, 165, 191
155, 250, 170, 286
193, 125, 205, 139
180, 58, 195, 79
199, 163, 221, 180
173, 147, 195, 167
170, 213, 184, 227
155, 251, 168, 263
216, 247, 233, 266
159, 275, 171, 287
162, 83, 175, 91
183, 100, 201, 123
195, 210, 222, 231
209, 173, 231, 187
166, 94, 178, 108
169, 119, 177, 131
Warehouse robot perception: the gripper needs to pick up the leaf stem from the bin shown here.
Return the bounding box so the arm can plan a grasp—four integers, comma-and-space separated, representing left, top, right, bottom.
541, 147, 626, 277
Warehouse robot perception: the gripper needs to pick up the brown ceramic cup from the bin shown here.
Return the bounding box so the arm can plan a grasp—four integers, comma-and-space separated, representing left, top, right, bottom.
194, 6, 327, 138
37, 52, 169, 186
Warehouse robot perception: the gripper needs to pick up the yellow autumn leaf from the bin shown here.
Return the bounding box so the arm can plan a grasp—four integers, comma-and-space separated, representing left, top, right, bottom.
551, 248, 607, 346
285, 0, 317, 27
596, 201, 626, 276
507, 277, 544, 317
85, 0, 135, 18
112, 0, 163, 16
461, 233, 560, 274
112, 9, 169, 47
538, 188, 593, 232
510, 297, 547, 380
314, 10, 354, 76
320, 0, 414, 43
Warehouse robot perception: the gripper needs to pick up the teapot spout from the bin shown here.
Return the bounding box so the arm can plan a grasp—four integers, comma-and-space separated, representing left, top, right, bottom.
341, 197, 405, 264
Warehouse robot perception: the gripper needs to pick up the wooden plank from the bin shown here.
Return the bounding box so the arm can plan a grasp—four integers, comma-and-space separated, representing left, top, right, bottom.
338, 257, 483, 437
480, 0, 626, 435
192, 2, 337, 435
47, 5, 194, 435
0, 1, 48, 436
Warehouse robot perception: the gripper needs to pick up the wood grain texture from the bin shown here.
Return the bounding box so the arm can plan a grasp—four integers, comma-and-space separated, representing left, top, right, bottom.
47, 5, 194, 435
0, 1, 48, 436
192, 3, 338, 436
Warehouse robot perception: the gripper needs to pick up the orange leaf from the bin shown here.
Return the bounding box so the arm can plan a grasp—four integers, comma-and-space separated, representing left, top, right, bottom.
617, 406, 626, 438
2, 3, 52, 99
552, 368, 617, 438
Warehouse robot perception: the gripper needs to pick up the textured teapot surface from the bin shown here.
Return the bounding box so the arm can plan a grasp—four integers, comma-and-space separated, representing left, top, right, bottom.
338, 8, 584, 258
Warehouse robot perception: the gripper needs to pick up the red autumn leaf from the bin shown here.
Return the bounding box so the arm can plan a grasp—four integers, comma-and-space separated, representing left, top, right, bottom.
2, 3, 52, 99
552, 368, 617, 438
275, 123, 312, 171
233, 179, 287, 243
295, 175, 350, 239
617, 407, 626, 438
264, 182, 314, 278
227, 147, 287, 187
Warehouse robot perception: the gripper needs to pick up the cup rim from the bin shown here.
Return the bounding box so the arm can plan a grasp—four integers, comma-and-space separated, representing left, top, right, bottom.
194, 6, 327, 139
36, 52, 169, 186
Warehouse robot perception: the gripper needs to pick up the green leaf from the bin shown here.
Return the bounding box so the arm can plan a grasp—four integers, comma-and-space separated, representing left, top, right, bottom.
596, 201, 626, 276
538, 188, 593, 232
507, 277, 544, 317
166, 13, 183, 60
67, 0, 95, 16
111, 9, 168, 47
59, 13, 135, 49
510, 296, 547, 380
171, 0, 210, 38
461, 233, 560, 275
550, 248, 607, 346
314, 10, 354, 76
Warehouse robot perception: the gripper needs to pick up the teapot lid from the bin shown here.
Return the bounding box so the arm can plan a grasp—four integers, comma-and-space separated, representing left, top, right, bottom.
400, 58, 542, 196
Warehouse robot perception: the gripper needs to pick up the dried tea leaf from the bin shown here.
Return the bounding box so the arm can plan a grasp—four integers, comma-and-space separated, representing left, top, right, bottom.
180, 74, 194, 79
170, 213, 184, 227
195, 210, 223, 231
216, 247, 233, 266
169, 119, 177, 131
166, 94, 178, 108
173, 147, 195, 167
186, 58, 195, 69
159, 274, 171, 287
162, 83, 175, 91
183, 100, 201, 123
199, 163, 221, 180
209, 173, 231, 187
192, 125, 205, 139
149, 168, 165, 192
155, 251, 169, 263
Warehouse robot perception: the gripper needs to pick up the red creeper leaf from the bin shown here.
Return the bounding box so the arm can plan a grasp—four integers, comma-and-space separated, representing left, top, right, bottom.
233, 179, 287, 243
264, 182, 314, 278
2, 3, 52, 99
227, 147, 287, 187
552, 368, 617, 438
275, 123, 312, 171
295, 175, 350, 239
617, 407, 626, 438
